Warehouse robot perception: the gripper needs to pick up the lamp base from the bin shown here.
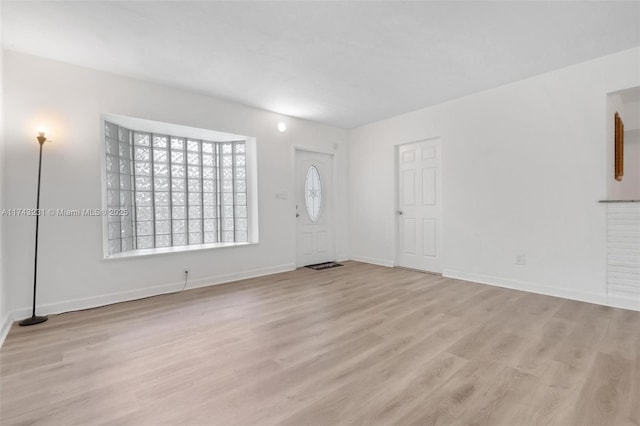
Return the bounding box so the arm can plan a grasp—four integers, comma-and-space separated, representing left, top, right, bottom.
19, 315, 48, 326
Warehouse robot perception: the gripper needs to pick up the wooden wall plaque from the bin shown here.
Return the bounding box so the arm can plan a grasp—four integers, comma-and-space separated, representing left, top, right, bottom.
615, 112, 624, 181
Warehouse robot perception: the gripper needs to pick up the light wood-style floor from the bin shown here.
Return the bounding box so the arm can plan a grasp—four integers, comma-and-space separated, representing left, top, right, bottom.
1, 261, 639, 425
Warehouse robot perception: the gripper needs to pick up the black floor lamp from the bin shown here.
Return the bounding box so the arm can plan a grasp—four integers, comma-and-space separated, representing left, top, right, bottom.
19, 130, 50, 326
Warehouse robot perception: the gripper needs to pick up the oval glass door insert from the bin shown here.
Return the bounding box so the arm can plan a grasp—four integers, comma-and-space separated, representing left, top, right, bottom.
305, 165, 322, 222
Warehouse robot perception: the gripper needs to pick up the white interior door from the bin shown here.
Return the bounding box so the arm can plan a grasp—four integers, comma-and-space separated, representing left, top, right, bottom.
397, 139, 442, 273
295, 150, 335, 267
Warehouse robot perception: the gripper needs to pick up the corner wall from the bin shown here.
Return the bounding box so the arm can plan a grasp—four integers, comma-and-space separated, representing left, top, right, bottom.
2, 50, 349, 324
348, 47, 640, 310
0, 1, 9, 345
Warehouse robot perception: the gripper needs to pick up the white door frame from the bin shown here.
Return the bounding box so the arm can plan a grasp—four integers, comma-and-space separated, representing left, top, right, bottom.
292, 146, 337, 267
394, 137, 444, 271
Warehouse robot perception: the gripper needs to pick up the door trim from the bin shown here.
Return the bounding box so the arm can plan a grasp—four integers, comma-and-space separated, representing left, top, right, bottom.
292, 146, 337, 267
394, 137, 444, 271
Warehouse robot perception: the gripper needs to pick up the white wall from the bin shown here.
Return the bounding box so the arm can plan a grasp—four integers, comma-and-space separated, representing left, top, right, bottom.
620, 100, 640, 198
349, 47, 640, 309
621, 130, 640, 198
3, 50, 348, 320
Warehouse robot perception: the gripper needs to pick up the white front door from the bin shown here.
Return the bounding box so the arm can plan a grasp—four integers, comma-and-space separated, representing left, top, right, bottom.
397, 139, 443, 273
295, 150, 335, 267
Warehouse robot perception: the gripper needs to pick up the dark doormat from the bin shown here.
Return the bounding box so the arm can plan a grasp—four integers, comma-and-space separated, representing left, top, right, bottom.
306, 262, 344, 271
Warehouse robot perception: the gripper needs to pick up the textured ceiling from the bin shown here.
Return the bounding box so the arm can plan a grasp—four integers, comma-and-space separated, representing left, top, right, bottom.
2, 1, 639, 128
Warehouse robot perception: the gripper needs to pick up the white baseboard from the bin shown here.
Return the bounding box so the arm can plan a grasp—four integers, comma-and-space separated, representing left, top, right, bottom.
0, 312, 12, 349
443, 269, 640, 312
606, 293, 640, 311
1, 263, 296, 349
179, 263, 296, 290
10, 281, 183, 322
349, 255, 395, 268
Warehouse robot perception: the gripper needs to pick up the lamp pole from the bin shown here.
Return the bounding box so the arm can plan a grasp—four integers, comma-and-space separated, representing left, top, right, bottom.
19, 131, 49, 326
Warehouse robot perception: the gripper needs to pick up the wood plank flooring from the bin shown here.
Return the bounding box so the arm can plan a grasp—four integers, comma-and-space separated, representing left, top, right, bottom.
1, 261, 639, 425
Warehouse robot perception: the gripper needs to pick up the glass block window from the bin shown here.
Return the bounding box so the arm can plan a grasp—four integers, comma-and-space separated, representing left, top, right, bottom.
105, 121, 248, 255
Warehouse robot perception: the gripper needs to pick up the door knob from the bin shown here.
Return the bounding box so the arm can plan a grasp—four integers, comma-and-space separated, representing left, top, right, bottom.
396, 211, 403, 215
296, 213, 300, 218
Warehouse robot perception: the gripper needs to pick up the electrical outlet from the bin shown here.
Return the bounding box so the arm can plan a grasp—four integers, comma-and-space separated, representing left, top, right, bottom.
515, 254, 526, 266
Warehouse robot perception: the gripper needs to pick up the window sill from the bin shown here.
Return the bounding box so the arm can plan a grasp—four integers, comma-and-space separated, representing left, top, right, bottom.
104, 241, 258, 260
